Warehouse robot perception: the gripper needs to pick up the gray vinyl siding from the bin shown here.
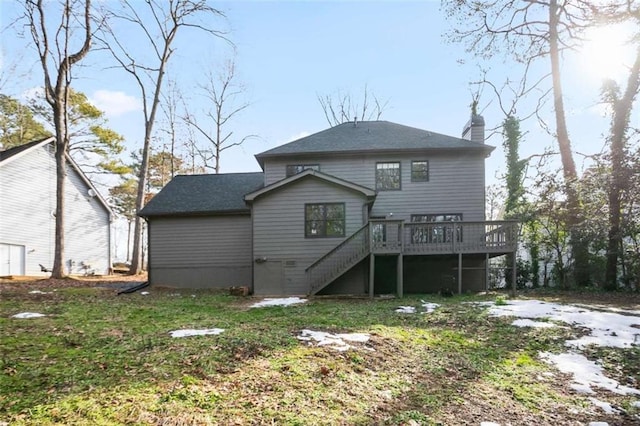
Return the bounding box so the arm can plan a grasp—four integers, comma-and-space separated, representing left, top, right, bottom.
263, 152, 486, 221
0, 144, 111, 276
252, 177, 368, 295
148, 215, 252, 288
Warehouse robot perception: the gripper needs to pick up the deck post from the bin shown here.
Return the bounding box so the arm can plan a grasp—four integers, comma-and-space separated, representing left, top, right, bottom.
511, 250, 517, 296
369, 254, 375, 299
485, 252, 490, 292
397, 253, 403, 298
458, 252, 463, 295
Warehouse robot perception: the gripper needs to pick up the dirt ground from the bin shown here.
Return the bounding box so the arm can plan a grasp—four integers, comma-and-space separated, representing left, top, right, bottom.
0, 273, 147, 292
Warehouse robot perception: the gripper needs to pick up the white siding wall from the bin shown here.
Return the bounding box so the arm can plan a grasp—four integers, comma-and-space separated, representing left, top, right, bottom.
252, 177, 368, 295
263, 152, 487, 222
148, 215, 252, 288
0, 144, 111, 276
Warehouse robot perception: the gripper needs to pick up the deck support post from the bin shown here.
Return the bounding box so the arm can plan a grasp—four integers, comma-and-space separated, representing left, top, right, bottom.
397, 253, 403, 298
511, 250, 517, 296
458, 252, 463, 295
369, 254, 375, 299
485, 252, 490, 292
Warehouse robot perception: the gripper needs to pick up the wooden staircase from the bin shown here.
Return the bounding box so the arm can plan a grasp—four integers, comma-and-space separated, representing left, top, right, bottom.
306, 223, 370, 295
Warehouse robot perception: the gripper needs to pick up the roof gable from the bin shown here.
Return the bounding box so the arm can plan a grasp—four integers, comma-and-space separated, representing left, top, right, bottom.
244, 169, 376, 202
139, 172, 265, 217
255, 121, 494, 167
0, 137, 112, 216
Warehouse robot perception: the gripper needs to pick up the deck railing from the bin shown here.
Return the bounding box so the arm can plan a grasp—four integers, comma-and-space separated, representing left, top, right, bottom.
306, 223, 370, 295
370, 219, 518, 255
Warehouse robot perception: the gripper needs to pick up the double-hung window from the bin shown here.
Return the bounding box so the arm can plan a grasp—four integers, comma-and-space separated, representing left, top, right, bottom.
305, 203, 345, 238
411, 160, 429, 182
376, 162, 401, 190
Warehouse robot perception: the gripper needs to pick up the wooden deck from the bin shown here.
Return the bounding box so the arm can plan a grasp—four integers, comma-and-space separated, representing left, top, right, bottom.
307, 219, 518, 296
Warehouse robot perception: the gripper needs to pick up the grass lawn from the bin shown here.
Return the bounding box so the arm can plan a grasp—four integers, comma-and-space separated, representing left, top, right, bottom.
2, 277, 640, 425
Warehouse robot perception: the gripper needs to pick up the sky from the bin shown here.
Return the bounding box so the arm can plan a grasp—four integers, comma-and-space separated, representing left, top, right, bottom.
2, 1, 628, 179
0, 1, 634, 258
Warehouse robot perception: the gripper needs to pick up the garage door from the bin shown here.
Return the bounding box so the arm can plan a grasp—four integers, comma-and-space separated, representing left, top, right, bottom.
0, 243, 25, 276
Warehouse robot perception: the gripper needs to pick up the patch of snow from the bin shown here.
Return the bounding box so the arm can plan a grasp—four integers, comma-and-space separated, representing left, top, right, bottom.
140, 291, 150, 295
589, 397, 621, 414
395, 302, 440, 314
12, 312, 46, 319
379, 389, 393, 400
297, 329, 370, 351
169, 328, 225, 338
540, 352, 640, 396
28, 290, 50, 294
512, 318, 556, 328
480, 422, 501, 426
589, 422, 610, 426
487, 299, 640, 349
420, 301, 440, 313
251, 297, 307, 308
632, 401, 640, 408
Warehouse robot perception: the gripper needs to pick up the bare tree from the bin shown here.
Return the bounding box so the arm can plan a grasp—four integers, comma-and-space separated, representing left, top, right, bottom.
318, 85, 389, 127
100, 0, 226, 274
23, 0, 93, 278
183, 57, 255, 174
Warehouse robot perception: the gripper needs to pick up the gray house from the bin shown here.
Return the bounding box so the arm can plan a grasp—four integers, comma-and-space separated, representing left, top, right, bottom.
0, 138, 112, 276
140, 117, 517, 295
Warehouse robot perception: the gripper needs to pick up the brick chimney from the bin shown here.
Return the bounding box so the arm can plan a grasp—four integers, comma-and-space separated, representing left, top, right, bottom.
461, 114, 485, 144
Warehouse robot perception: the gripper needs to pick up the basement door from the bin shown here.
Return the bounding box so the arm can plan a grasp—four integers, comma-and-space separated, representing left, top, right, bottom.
0, 243, 25, 276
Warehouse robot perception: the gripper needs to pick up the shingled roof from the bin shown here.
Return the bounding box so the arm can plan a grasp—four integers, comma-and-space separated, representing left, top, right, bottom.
138, 172, 264, 217
0, 137, 54, 162
255, 120, 494, 167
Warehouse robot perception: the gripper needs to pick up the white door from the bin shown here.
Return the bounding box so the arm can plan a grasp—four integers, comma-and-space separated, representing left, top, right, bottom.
0, 244, 25, 276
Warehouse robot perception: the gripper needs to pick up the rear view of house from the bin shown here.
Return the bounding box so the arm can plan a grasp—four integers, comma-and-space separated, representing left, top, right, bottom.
0, 138, 112, 276
141, 115, 517, 295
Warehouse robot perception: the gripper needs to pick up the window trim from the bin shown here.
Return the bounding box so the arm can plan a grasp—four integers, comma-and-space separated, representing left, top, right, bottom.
286, 164, 320, 177
410, 160, 429, 182
304, 203, 346, 238
375, 161, 401, 191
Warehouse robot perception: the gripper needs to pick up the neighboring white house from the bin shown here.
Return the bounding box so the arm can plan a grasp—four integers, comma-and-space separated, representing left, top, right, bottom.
140, 116, 518, 296
0, 138, 112, 276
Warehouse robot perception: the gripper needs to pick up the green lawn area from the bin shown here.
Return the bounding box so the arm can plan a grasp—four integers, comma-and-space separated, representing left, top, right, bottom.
1, 280, 639, 425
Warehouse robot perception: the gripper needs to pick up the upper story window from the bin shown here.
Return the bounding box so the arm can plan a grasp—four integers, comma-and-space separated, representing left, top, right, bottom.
305, 203, 345, 238
286, 164, 319, 177
411, 160, 429, 182
376, 162, 401, 190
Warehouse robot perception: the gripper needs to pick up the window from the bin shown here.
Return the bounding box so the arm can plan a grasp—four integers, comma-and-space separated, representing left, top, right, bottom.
411, 214, 463, 243
305, 203, 345, 238
376, 162, 401, 190
286, 164, 319, 177
411, 160, 429, 182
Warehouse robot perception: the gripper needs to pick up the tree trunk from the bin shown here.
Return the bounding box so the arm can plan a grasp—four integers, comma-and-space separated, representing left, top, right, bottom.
549, 0, 590, 287
604, 47, 640, 290
129, 131, 151, 274
50, 101, 68, 278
